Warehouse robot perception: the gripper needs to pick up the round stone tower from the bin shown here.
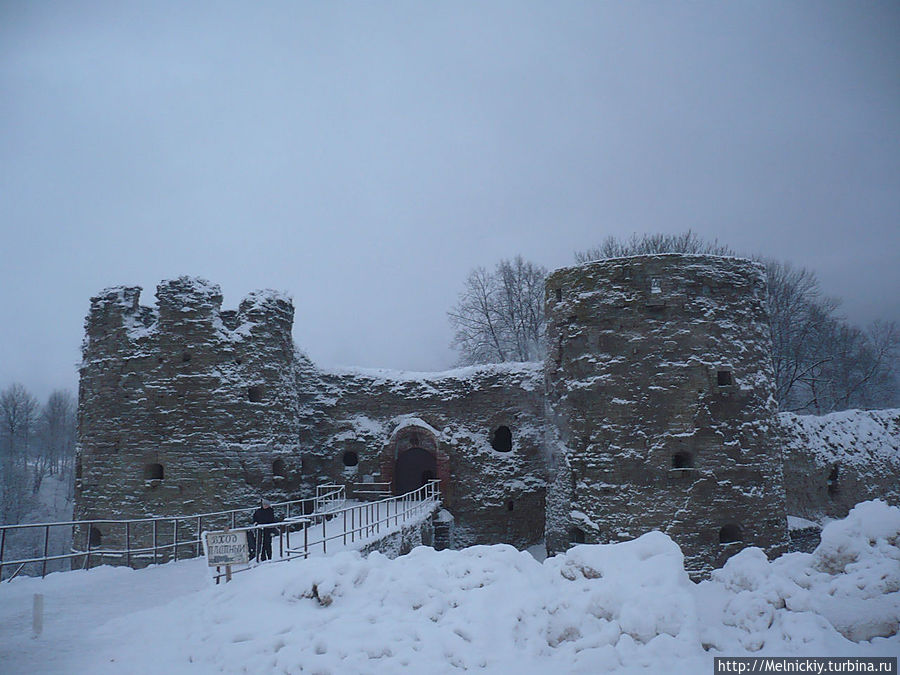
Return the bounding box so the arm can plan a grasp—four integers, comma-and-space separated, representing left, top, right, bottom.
544, 254, 788, 575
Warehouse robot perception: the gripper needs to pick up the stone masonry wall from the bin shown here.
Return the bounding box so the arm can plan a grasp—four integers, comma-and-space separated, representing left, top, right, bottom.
779, 408, 900, 521
74, 278, 547, 556
544, 254, 788, 575
75, 278, 300, 554
295, 363, 548, 550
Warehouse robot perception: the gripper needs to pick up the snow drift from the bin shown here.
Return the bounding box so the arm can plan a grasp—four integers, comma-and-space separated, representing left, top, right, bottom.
4, 501, 898, 674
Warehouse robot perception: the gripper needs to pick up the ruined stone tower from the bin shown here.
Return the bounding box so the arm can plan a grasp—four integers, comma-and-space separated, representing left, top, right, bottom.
75, 277, 300, 537
543, 254, 788, 574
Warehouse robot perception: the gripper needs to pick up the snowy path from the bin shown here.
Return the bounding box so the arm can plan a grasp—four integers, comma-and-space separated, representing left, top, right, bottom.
0, 499, 436, 674
0, 557, 209, 674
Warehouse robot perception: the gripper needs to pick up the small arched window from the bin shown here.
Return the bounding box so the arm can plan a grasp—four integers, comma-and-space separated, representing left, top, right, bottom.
672, 452, 693, 469
272, 458, 286, 477
143, 463, 164, 480
491, 426, 512, 453
571, 527, 586, 544
248, 386, 264, 402
719, 524, 742, 544
342, 451, 358, 467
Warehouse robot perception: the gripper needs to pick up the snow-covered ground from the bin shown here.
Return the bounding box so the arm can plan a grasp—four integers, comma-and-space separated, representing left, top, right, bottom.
1, 501, 898, 674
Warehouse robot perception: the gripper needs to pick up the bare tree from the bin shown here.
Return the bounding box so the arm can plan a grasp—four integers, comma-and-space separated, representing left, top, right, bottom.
575, 230, 734, 263
39, 390, 77, 477
0, 383, 39, 524
448, 256, 547, 365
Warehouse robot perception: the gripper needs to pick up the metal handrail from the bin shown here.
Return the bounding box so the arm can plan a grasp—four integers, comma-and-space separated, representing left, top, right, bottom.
0, 486, 345, 581
208, 480, 441, 584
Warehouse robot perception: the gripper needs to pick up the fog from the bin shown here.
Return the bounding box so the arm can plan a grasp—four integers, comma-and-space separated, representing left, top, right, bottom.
1, 1, 897, 399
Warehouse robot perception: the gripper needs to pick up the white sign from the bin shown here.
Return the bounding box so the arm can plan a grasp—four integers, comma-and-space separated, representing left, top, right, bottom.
205, 530, 249, 567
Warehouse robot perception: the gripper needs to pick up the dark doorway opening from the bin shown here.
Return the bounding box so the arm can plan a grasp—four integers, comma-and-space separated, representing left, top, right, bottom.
719, 523, 743, 544
394, 448, 437, 496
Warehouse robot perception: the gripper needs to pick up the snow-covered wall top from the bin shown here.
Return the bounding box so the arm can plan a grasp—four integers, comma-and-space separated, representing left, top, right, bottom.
779, 408, 900, 521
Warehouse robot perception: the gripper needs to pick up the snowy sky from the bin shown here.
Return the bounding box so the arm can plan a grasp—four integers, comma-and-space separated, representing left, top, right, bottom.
1, 1, 898, 400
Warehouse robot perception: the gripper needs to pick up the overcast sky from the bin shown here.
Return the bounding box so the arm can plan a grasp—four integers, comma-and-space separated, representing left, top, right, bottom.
1, 1, 898, 401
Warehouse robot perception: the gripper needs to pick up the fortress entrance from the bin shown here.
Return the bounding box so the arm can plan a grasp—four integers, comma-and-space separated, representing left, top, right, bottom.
393, 447, 437, 495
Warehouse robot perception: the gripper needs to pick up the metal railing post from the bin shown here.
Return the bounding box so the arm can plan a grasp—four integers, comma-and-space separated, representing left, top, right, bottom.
0, 527, 6, 579
125, 521, 131, 568
173, 519, 178, 562
41, 525, 50, 578
196, 517, 202, 558
351, 508, 355, 543
152, 520, 158, 566
84, 524, 92, 570
343, 511, 347, 546
322, 513, 326, 554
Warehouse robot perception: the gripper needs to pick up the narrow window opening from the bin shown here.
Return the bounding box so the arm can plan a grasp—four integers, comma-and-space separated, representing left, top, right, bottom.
75, 460, 83, 480
235, 358, 242, 366
143, 463, 164, 480
672, 452, 693, 469
651, 278, 661, 294
182, 352, 192, 363
89, 526, 103, 547
342, 451, 358, 467
555, 288, 562, 302
717, 370, 733, 386
719, 523, 742, 544
571, 527, 586, 544
827, 464, 839, 496
272, 458, 286, 477
507, 500, 515, 512
491, 426, 512, 453
248, 386, 264, 402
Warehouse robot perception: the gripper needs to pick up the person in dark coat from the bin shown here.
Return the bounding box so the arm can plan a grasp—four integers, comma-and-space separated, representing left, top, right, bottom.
252, 499, 278, 561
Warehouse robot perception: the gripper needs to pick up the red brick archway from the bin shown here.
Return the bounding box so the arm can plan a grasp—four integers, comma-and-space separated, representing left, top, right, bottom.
380, 424, 451, 498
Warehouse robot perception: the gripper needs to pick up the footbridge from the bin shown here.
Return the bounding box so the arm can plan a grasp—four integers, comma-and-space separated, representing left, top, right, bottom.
0, 481, 442, 582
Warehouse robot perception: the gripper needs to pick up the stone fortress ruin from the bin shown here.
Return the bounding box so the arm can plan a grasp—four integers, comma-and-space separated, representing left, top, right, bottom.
74, 254, 900, 575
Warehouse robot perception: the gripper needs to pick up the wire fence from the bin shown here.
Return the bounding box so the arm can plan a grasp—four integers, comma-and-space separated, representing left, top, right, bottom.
0, 485, 346, 582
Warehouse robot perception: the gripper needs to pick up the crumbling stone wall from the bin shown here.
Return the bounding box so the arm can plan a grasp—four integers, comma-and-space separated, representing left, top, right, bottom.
779, 408, 900, 521
74, 278, 301, 554
296, 363, 548, 549
544, 254, 789, 575
81, 259, 899, 572
74, 278, 547, 555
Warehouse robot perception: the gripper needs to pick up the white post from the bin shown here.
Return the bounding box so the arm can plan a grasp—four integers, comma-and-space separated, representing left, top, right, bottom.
32, 594, 43, 638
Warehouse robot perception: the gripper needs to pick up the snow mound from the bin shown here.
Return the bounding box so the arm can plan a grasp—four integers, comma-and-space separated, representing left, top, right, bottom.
702, 500, 900, 649
37, 502, 900, 674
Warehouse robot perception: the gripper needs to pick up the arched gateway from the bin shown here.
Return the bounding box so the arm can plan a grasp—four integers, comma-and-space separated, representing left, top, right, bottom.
385, 422, 447, 496
394, 447, 438, 495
